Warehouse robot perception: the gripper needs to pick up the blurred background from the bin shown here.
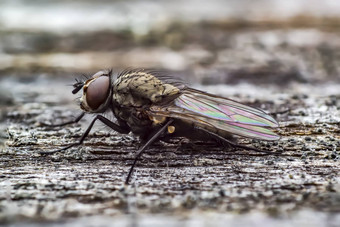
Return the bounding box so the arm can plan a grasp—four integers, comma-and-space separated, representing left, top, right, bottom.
1, 1, 340, 226
1, 0, 339, 85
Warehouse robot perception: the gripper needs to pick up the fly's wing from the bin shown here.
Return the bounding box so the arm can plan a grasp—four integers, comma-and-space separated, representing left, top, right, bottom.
149, 88, 280, 141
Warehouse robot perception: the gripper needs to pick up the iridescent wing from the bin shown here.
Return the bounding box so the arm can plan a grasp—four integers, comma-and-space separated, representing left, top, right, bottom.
149, 88, 279, 140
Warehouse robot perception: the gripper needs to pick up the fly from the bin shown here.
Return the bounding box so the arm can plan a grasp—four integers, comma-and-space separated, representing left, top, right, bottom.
41, 69, 280, 184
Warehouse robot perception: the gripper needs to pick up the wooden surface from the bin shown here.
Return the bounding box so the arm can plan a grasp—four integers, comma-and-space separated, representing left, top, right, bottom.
1, 1, 340, 225
1, 79, 339, 226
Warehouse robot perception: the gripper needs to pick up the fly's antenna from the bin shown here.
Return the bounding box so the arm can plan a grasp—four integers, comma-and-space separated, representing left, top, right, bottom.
72, 78, 84, 94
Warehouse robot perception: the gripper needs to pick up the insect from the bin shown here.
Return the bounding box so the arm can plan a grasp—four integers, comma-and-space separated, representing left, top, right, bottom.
42, 69, 279, 184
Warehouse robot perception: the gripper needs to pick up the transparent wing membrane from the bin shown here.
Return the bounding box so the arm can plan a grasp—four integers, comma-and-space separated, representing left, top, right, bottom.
150, 89, 279, 141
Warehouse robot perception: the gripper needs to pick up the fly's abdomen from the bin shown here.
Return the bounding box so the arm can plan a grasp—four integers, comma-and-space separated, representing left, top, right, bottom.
165, 119, 234, 142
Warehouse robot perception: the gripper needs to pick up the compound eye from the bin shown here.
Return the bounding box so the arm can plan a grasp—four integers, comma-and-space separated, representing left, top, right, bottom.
86, 76, 110, 110
91, 70, 106, 78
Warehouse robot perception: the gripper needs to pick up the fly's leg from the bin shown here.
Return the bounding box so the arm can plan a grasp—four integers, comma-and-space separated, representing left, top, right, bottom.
40, 115, 130, 155
197, 127, 280, 155
40, 112, 85, 127
125, 119, 174, 185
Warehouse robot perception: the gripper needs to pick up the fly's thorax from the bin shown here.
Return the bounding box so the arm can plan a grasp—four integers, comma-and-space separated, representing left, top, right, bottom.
112, 104, 156, 137
80, 70, 112, 113
112, 71, 180, 107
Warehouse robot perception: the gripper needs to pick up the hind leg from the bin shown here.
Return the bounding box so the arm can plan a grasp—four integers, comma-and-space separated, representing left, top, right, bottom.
197, 127, 280, 155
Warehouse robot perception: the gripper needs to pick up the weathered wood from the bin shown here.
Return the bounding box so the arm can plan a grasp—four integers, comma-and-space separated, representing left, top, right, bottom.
1, 79, 339, 225
1, 1, 340, 224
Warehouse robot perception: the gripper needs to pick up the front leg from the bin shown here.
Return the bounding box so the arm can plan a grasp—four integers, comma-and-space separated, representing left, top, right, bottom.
41, 112, 86, 127
197, 127, 281, 155
40, 115, 130, 155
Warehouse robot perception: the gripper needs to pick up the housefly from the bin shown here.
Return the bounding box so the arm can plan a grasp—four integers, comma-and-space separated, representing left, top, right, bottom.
41, 69, 280, 184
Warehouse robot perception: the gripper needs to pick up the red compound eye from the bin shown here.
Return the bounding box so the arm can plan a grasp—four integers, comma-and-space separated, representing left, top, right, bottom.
85, 76, 110, 110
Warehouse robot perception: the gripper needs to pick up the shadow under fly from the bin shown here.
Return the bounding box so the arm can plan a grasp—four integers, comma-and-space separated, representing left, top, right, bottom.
41, 69, 280, 184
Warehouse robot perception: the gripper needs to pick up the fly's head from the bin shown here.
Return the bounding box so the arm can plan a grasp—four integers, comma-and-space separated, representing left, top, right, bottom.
73, 70, 112, 113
